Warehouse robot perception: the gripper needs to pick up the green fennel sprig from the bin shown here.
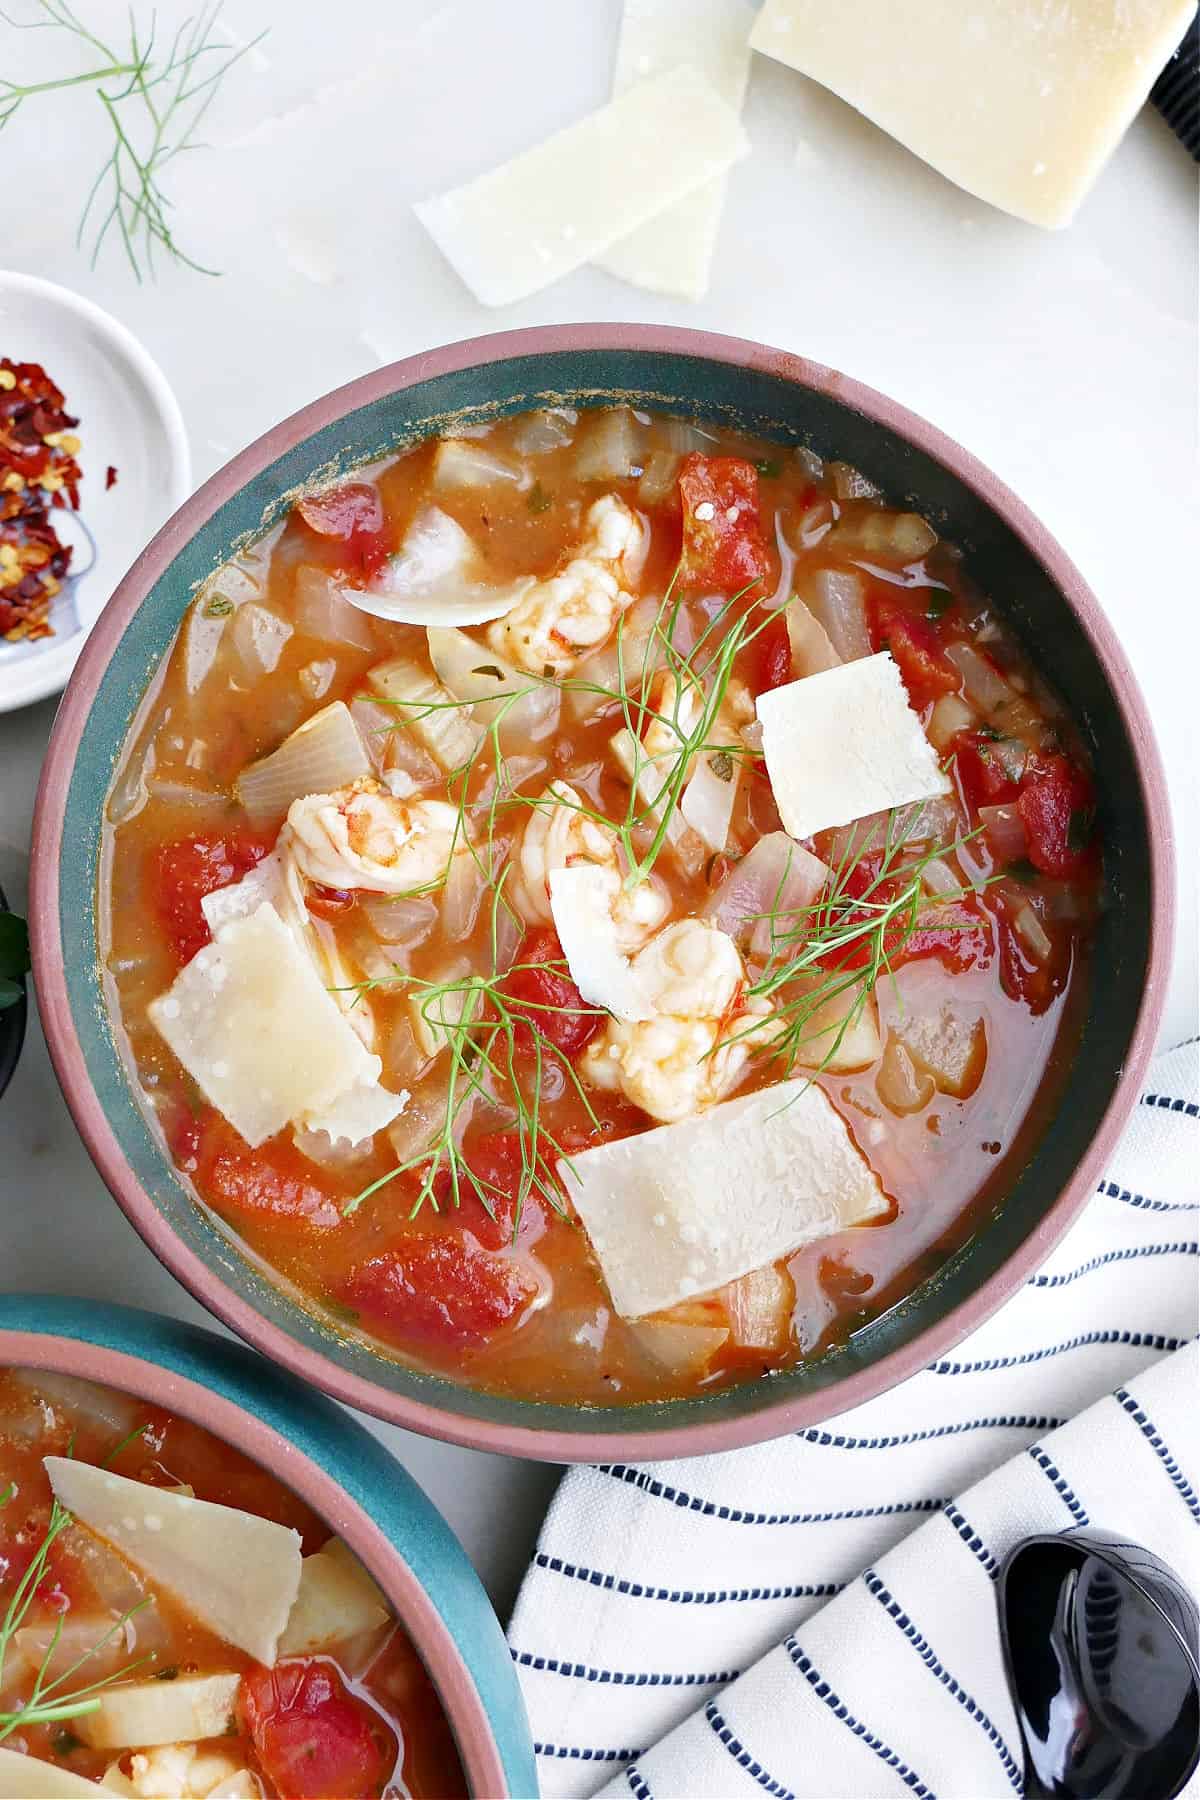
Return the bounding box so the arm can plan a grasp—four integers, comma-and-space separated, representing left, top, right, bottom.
0, 1, 264, 279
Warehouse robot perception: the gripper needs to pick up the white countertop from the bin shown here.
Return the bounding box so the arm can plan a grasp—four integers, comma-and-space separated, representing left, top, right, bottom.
1, 0, 1196, 1619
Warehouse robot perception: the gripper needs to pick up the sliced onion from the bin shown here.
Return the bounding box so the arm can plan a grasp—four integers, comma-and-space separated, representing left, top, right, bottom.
722, 1264, 794, 1350
740, 718, 764, 752
299, 658, 338, 700
145, 775, 228, 816
928, 691, 975, 750
349, 696, 396, 772
294, 564, 376, 651
354, 507, 532, 627
574, 408, 642, 481
637, 448, 681, 507
980, 803, 1027, 862
386, 1081, 449, 1163
230, 602, 293, 679
442, 850, 488, 943
830, 511, 937, 563
368, 656, 482, 772
946, 641, 1011, 712
920, 854, 961, 899
8, 1370, 139, 1439
826, 461, 882, 501
807, 569, 871, 661
789, 985, 881, 1072
786, 596, 841, 677
680, 749, 739, 853
629, 1319, 728, 1374
701, 831, 828, 950
511, 408, 577, 455
474, 756, 545, 810
432, 437, 529, 492
662, 417, 719, 454
362, 894, 438, 947
795, 444, 825, 483
236, 700, 372, 827
1013, 900, 1053, 962
894, 1002, 987, 1097
426, 625, 559, 741
875, 1034, 935, 1116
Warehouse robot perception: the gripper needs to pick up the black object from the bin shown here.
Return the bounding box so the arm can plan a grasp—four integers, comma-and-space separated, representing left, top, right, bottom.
1152, 16, 1200, 160
0, 883, 27, 1102
999, 1531, 1200, 1799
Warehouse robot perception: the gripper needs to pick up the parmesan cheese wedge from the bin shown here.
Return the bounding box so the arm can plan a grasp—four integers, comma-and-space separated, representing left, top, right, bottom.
558, 1077, 888, 1318
74, 1673, 241, 1752
596, 0, 754, 300
413, 64, 750, 306
349, 505, 533, 627
756, 652, 950, 841
44, 1458, 302, 1667
0, 1749, 107, 1798
548, 864, 655, 1024
277, 1538, 389, 1656
149, 903, 386, 1149
749, 0, 1196, 229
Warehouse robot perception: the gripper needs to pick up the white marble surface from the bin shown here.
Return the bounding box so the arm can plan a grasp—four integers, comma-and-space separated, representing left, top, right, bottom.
0, 0, 1196, 1618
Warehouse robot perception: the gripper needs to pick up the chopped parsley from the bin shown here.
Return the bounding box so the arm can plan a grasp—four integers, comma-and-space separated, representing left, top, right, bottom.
926, 590, 952, 619
755, 458, 782, 479
203, 595, 234, 618
527, 480, 553, 514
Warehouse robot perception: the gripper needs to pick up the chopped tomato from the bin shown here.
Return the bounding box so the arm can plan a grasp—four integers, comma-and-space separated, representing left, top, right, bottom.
149, 832, 270, 966
997, 907, 1066, 1014
750, 613, 793, 695
296, 482, 389, 577
954, 729, 1022, 810
869, 596, 958, 710
678, 454, 769, 594
457, 1129, 550, 1249
189, 1112, 343, 1233
239, 1660, 399, 1800
342, 1237, 535, 1347
500, 928, 600, 1059
1017, 753, 1095, 878
306, 883, 357, 921
815, 858, 992, 976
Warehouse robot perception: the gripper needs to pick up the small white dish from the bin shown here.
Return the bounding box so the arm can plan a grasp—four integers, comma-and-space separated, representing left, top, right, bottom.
0, 271, 190, 713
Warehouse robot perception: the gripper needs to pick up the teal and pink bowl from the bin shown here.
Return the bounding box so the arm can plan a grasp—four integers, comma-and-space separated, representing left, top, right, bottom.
29, 325, 1174, 1461
0, 1294, 536, 1799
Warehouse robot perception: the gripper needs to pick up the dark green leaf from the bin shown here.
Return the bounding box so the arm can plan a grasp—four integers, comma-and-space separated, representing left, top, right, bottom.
977, 724, 1003, 741
1007, 858, 1039, 885
471, 664, 505, 681
203, 595, 234, 618
51, 1729, 84, 1755
153, 1665, 179, 1682
527, 480, 553, 514
709, 750, 734, 782
925, 590, 952, 619
755, 459, 781, 479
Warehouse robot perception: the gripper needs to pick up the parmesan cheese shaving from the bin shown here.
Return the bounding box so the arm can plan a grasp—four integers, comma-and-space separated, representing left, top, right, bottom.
559, 1077, 888, 1317
43, 1458, 302, 1668
413, 65, 749, 306
756, 652, 950, 841
597, 0, 754, 300
0, 1749, 108, 1798
548, 864, 655, 1023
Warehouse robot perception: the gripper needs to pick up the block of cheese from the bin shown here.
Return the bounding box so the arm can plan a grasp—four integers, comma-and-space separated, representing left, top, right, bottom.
0, 1747, 109, 1798
148, 903, 383, 1148
597, 0, 755, 300
414, 64, 750, 306
44, 1458, 302, 1666
558, 1076, 888, 1317
749, 0, 1197, 229
549, 863, 654, 1022
756, 651, 950, 841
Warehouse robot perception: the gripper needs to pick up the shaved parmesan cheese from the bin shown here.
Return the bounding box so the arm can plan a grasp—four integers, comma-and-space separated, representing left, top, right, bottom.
149, 904, 383, 1149
278, 1539, 389, 1656
756, 652, 950, 841
414, 65, 749, 307
350, 505, 533, 627
548, 864, 654, 1023
75, 1674, 241, 1751
748, 0, 1194, 229
597, 1, 754, 301
44, 1458, 302, 1666
299, 1075, 409, 1148
559, 1077, 888, 1317
0, 1749, 107, 1798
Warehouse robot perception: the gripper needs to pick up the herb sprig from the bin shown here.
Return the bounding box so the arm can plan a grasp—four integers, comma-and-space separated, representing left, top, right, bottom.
0, 1, 264, 279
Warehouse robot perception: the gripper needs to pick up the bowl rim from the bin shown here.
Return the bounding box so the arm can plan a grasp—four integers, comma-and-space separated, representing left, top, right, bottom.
0, 1299, 522, 1798
29, 321, 1176, 1462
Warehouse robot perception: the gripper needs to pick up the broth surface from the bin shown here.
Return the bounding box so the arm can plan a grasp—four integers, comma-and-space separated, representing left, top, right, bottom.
102, 409, 1101, 1405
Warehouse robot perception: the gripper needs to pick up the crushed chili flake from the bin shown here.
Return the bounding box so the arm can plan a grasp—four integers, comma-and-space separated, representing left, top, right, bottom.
0, 358, 83, 643
105, 464, 118, 490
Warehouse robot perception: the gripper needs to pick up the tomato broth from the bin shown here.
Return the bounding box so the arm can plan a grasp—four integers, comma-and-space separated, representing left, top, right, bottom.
101, 408, 1100, 1406
0, 1369, 465, 1798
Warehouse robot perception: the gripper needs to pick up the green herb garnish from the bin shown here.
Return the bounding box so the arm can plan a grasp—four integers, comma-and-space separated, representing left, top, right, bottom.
926, 590, 952, 619
1007, 857, 1039, 885
527, 480, 553, 514
755, 459, 781, 479
0, 2, 264, 280
0, 912, 29, 1013
203, 595, 235, 618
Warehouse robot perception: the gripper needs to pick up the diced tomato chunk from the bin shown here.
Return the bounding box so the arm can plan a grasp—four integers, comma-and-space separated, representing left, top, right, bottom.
869, 596, 958, 710
188, 1111, 343, 1232
1017, 753, 1095, 878
306, 883, 357, 921
239, 1660, 398, 1800
499, 928, 600, 1059
954, 729, 1022, 810
750, 613, 793, 695
997, 908, 1066, 1013
814, 858, 992, 976
457, 1128, 549, 1249
678, 454, 769, 593
342, 1236, 535, 1347
296, 482, 389, 576
149, 832, 271, 966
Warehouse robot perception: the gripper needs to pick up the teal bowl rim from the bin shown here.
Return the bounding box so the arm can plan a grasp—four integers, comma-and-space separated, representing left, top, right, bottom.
0, 1294, 537, 1798
28, 323, 1174, 1462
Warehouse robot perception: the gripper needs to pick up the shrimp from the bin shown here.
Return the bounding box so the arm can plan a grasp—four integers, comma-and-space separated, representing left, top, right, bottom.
513, 781, 669, 951
488, 495, 649, 676
112, 1744, 263, 1798
581, 918, 776, 1123
285, 779, 465, 895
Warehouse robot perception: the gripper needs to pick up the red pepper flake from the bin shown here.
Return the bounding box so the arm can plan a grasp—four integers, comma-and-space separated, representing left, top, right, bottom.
0, 358, 83, 643
105, 464, 118, 490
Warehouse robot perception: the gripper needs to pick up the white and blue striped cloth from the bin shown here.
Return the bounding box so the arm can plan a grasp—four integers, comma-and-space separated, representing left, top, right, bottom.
509, 1040, 1200, 1799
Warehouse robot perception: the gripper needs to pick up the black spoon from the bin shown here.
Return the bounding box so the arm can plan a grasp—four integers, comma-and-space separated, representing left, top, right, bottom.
998, 1531, 1200, 1799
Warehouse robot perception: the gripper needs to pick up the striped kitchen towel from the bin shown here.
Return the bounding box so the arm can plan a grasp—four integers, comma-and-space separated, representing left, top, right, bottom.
508, 1039, 1200, 1799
